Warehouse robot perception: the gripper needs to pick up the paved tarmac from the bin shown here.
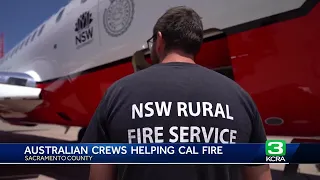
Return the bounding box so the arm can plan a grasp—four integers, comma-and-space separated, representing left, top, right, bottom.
0, 120, 319, 180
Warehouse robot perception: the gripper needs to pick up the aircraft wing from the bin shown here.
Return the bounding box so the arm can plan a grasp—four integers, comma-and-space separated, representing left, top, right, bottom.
0, 72, 43, 119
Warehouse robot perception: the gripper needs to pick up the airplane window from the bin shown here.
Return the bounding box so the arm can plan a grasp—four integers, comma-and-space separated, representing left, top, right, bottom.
38, 24, 45, 36
31, 30, 38, 42
56, 8, 65, 23
81, 0, 87, 3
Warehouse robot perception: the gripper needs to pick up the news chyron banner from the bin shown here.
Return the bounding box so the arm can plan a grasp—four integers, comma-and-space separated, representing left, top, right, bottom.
0, 141, 318, 164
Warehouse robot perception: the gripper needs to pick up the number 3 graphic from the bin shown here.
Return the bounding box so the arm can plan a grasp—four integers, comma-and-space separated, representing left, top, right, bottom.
268, 142, 283, 155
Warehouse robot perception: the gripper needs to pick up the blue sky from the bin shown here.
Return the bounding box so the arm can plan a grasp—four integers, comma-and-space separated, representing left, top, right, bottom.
0, 0, 69, 53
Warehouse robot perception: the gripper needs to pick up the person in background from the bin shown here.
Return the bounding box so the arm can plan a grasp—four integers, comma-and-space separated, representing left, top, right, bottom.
81, 6, 272, 180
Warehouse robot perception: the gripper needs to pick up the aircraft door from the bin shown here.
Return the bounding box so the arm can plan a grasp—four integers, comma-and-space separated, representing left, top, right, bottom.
58, 0, 102, 124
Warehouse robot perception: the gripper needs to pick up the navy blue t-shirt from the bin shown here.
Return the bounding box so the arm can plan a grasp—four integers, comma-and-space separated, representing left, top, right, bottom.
82, 62, 267, 180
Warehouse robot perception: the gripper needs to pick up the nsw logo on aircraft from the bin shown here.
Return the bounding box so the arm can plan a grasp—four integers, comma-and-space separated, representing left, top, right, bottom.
103, 0, 135, 37
75, 11, 94, 49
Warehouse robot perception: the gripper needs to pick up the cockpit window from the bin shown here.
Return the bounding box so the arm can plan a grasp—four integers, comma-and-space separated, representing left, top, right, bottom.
25, 36, 31, 46
31, 30, 38, 42
9, 50, 14, 58
38, 24, 45, 36
19, 41, 24, 50
56, 8, 65, 23
13, 46, 18, 54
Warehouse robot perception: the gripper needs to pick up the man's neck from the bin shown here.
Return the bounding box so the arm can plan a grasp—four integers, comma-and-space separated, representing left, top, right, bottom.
161, 52, 196, 64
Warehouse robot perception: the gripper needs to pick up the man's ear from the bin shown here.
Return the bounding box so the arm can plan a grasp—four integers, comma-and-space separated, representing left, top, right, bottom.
155, 31, 164, 55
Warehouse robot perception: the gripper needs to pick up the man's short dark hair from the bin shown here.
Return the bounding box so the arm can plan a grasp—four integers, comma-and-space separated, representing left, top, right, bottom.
153, 6, 203, 56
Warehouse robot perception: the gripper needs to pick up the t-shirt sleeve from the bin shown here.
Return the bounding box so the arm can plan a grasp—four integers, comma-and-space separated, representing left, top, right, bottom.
241, 89, 267, 166
248, 106, 267, 143
81, 85, 117, 143
240, 88, 267, 143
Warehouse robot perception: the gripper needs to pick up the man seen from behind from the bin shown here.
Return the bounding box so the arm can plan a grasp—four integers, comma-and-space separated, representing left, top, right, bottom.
82, 6, 272, 180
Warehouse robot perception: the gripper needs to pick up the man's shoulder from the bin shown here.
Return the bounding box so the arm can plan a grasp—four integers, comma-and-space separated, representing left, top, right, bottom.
197, 65, 243, 90
198, 65, 256, 107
